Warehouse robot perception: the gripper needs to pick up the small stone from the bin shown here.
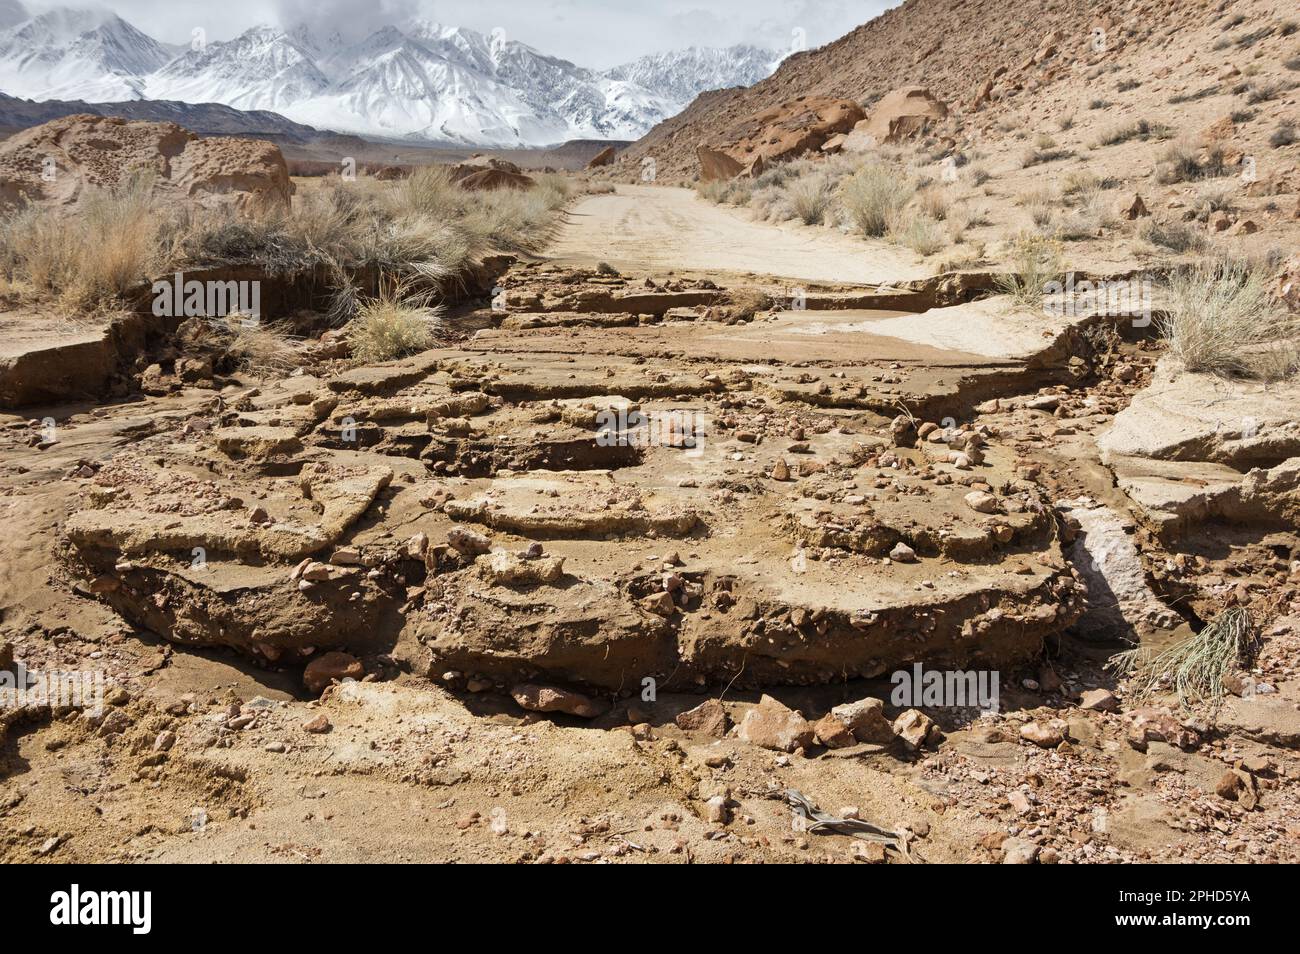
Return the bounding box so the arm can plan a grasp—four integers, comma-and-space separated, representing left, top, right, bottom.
705, 795, 730, 824
675, 699, 730, 737
964, 491, 999, 514
892, 709, 938, 751
1079, 688, 1119, 712
889, 542, 917, 563
152, 730, 176, 752
302, 714, 332, 734
737, 695, 815, 753
511, 683, 608, 719
1019, 720, 1065, 748
303, 651, 363, 694
448, 526, 492, 556
813, 712, 856, 748
771, 458, 791, 481
1002, 837, 1038, 864
832, 697, 896, 744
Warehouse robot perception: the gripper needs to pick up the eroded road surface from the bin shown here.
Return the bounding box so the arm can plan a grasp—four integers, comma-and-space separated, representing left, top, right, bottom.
547, 183, 931, 285
3, 185, 1298, 865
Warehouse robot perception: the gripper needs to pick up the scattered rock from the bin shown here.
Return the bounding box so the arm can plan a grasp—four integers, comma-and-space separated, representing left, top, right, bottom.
303, 652, 364, 695
675, 699, 730, 737
737, 695, 815, 752
511, 683, 608, 719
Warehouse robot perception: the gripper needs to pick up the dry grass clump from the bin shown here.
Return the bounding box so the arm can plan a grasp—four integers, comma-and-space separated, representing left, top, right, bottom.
213, 316, 304, 377
1108, 607, 1257, 712
840, 162, 916, 237
1155, 142, 1227, 183
1158, 257, 1300, 379
347, 281, 443, 362
890, 213, 946, 256
0, 172, 163, 310
1093, 118, 1175, 148
178, 166, 571, 292
724, 286, 773, 320
995, 234, 1064, 308
1139, 218, 1207, 253
784, 173, 836, 225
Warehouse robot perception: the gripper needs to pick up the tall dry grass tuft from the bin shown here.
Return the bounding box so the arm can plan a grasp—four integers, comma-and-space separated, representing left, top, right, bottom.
0, 172, 162, 310
1159, 257, 1300, 379
995, 234, 1064, 308
347, 280, 444, 363
840, 162, 915, 237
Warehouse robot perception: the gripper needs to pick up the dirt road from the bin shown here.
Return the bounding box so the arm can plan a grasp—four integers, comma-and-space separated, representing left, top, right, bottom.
546, 183, 930, 285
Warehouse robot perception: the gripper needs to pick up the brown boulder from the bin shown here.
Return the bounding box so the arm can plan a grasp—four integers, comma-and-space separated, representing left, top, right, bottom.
831, 697, 896, 743
737, 694, 815, 752
586, 145, 617, 168
846, 86, 948, 150
712, 97, 866, 170
813, 712, 857, 748
511, 683, 607, 718
675, 698, 730, 737
696, 144, 745, 182
456, 168, 536, 192
303, 651, 364, 695
0, 114, 293, 214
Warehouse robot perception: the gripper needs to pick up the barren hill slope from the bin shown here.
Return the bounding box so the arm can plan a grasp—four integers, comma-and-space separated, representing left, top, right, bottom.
613, 0, 1286, 182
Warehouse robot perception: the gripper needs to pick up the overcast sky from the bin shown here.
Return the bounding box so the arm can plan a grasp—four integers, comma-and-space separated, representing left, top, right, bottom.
27, 0, 897, 68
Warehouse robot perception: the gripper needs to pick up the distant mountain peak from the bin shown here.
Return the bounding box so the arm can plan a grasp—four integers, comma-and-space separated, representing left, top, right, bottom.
0, 6, 781, 146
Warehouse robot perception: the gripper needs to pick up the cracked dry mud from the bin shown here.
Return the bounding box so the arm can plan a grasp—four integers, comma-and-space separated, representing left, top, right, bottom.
2, 185, 1299, 864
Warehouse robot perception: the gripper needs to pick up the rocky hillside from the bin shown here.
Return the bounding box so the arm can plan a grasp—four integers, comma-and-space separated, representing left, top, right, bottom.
614, 0, 1286, 181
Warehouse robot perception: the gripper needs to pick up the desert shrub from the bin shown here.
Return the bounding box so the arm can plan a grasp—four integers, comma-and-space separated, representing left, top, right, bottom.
995, 234, 1064, 307
1139, 219, 1207, 253
1021, 147, 1074, 167
1158, 257, 1300, 378
347, 282, 442, 362
1245, 79, 1291, 103
785, 174, 836, 225
890, 213, 946, 256
1117, 78, 1141, 92
1168, 86, 1221, 104
214, 317, 303, 377
1093, 118, 1175, 147
0, 172, 164, 310
1155, 142, 1226, 183
1270, 121, 1298, 147
839, 162, 915, 236
724, 287, 772, 320
1089, 98, 1111, 110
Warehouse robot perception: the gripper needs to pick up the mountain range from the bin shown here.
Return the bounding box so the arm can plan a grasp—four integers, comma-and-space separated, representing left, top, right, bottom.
0, 4, 782, 146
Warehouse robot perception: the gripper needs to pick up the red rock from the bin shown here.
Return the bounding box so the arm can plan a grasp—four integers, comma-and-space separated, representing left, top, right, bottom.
737, 695, 815, 752
674, 699, 730, 737
302, 714, 331, 734
586, 146, 616, 168
511, 683, 607, 718
832, 697, 896, 744
813, 713, 857, 748
303, 652, 363, 695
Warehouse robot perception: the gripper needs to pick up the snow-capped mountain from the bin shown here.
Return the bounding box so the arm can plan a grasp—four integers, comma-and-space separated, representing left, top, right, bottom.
604, 45, 783, 108
0, 7, 170, 101
0, 5, 780, 146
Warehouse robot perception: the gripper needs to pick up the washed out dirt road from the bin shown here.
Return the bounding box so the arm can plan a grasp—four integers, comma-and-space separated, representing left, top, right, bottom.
546, 183, 931, 285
